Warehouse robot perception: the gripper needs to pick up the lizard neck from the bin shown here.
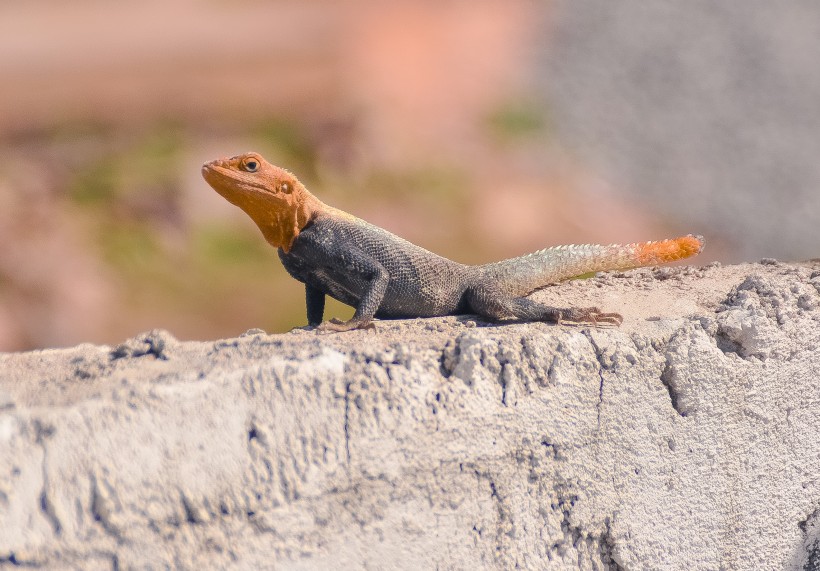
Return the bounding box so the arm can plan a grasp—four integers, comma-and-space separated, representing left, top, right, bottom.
244, 190, 325, 253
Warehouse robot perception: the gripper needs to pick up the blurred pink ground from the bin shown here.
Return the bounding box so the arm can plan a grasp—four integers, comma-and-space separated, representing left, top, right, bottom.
0, 1, 692, 350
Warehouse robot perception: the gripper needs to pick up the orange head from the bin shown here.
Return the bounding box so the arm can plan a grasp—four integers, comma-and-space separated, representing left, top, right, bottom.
201, 152, 322, 252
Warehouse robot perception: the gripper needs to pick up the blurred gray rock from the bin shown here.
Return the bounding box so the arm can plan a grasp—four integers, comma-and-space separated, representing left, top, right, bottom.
542, 1, 820, 262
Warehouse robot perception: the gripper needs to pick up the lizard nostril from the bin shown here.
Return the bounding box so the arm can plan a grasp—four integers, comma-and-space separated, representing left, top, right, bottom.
201, 162, 218, 178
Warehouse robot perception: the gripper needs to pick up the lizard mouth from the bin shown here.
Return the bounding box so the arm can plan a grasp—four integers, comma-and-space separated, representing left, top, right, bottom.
201, 160, 229, 181
201, 163, 236, 195
201, 161, 271, 196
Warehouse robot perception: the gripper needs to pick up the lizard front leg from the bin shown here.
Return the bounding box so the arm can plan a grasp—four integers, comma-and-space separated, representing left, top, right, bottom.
305, 284, 326, 326
316, 249, 389, 332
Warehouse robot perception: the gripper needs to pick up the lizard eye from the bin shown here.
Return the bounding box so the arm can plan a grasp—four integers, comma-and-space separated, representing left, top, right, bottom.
281, 182, 291, 193
242, 158, 259, 172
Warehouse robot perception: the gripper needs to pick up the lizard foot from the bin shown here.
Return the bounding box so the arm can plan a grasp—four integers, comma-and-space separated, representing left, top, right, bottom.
316, 318, 376, 333
556, 307, 623, 327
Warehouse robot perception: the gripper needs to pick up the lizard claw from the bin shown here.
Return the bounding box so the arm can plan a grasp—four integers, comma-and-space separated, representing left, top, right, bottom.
316, 318, 376, 333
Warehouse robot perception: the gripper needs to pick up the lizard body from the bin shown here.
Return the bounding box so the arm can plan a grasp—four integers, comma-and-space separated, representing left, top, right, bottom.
202, 152, 704, 331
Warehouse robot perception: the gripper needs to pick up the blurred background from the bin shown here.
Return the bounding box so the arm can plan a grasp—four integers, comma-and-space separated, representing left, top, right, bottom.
1, 0, 818, 351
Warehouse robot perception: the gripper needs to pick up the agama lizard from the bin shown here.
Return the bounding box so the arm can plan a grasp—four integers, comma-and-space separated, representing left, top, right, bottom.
202, 152, 704, 332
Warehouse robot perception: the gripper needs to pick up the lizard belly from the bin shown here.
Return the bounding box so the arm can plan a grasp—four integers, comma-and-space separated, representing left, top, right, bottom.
376, 272, 467, 317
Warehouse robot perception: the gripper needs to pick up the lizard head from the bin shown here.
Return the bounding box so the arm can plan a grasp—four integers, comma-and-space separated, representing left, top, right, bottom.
201, 152, 322, 252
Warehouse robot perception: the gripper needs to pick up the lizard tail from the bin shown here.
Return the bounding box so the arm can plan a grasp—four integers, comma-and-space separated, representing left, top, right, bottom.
481, 234, 705, 297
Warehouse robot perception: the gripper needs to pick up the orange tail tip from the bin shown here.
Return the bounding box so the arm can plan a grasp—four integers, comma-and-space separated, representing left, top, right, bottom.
636, 234, 705, 265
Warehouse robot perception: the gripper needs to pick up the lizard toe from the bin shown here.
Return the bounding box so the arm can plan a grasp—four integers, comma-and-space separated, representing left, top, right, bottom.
593, 312, 623, 327
558, 307, 622, 327
316, 318, 376, 333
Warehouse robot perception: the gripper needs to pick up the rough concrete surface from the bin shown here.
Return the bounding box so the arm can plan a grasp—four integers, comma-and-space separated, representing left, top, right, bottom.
1, 261, 820, 570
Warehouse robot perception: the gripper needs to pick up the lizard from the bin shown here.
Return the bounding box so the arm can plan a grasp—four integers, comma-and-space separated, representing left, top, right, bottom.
202, 152, 704, 332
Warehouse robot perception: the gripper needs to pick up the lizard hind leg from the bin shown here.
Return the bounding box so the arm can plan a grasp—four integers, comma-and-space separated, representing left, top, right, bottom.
522, 299, 622, 326
467, 285, 622, 327
509, 297, 622, 327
